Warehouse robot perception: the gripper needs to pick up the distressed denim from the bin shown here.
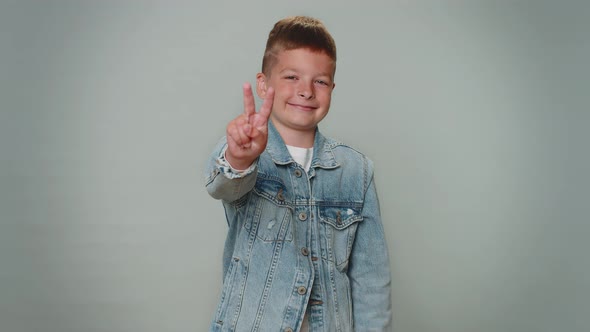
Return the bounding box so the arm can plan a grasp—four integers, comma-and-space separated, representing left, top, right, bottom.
205, 121, 392, 331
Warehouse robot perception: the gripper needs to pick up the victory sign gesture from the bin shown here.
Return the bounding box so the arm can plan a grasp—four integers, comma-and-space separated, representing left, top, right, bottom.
225, 83, 274, 170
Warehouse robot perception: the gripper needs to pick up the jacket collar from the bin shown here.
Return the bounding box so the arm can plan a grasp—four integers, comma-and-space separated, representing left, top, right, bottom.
266, 120, 340, 170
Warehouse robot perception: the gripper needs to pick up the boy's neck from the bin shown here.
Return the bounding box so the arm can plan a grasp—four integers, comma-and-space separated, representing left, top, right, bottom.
271, 120, 316, 148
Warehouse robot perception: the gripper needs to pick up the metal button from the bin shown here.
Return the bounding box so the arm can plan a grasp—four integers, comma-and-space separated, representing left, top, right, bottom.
285, 328, 293, 332
301, 247, 309, 256
277, 190, 285, 201
298, 212, 307, 221
297, 286, 307, 295
294, 169, 302, 177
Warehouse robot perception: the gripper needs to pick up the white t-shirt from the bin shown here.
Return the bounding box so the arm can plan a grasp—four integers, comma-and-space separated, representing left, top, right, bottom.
286, 145, 313, 172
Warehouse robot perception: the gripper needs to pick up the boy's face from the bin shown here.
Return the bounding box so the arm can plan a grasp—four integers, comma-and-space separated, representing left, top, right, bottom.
256, 48, 335, 142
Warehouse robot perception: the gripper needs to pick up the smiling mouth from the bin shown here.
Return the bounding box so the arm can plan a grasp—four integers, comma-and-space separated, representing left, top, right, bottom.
288, 103, 318, 111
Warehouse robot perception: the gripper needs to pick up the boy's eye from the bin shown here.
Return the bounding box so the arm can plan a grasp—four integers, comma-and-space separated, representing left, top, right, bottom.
315, 80, 329, 86
285, 75, 297, 80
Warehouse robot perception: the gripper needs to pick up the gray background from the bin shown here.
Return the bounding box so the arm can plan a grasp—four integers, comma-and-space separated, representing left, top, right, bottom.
1, 1, 589, 331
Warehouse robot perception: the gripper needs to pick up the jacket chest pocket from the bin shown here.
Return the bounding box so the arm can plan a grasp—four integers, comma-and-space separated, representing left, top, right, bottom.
248, 177, 293, 242
318, 204, 363, 269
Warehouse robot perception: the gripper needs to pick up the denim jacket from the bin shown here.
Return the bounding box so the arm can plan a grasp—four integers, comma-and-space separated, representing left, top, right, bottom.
205, 121, 392, 331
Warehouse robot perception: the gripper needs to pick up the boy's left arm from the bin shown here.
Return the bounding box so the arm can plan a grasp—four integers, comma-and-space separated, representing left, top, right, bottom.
348, 170, 392, 331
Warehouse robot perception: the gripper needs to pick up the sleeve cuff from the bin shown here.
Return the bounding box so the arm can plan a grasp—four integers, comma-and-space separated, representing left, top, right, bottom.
216, 146, 257, 179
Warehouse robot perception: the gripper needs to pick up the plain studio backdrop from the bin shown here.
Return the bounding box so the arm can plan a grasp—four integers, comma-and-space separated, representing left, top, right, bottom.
1, 1, 589, 331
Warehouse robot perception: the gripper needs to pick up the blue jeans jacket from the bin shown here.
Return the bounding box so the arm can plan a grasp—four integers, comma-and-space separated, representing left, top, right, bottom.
205, 121, 392, 331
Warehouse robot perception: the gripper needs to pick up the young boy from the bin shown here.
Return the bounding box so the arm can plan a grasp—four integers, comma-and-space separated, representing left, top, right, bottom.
205, 16, 392, 332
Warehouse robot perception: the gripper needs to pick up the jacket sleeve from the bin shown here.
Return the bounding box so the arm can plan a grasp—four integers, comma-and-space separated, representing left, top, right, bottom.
348, 164, 393, 331
204, 137, 258, 203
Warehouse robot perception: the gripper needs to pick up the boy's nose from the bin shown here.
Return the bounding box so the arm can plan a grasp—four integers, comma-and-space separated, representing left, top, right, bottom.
297, 84, 314, 99
298, 91, 313, 99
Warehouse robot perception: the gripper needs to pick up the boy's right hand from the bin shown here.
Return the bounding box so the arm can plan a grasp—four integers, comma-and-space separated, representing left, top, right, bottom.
225, 83, 274, 170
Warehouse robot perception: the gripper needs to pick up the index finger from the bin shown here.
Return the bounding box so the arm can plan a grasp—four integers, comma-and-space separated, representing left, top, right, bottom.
259, 87, 274, 120
253, 87, 274, 129
242, 83, 256, 117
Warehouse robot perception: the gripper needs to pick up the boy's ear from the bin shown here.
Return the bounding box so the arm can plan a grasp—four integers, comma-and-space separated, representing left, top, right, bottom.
256, 73, 268, 98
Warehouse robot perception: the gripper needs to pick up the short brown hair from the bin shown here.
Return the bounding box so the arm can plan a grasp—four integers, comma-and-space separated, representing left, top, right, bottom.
261, 16, 337, 75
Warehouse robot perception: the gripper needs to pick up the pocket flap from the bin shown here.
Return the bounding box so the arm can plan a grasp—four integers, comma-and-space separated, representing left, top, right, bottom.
319, 205, 363, 230
253, 176, 290, 207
